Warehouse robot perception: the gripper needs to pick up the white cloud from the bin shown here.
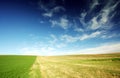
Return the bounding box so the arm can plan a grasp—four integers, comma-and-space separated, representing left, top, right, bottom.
89, 0, 99, 12
61, 42, 120, 55
77, 42, 120, 54
90, 16, 99, 30
100, 1, 120, 24
101, 35, 113, 39
19, 36, 70, 55
59, 17, 69, 29
80, 31, 101, 40
52, 6, 65, 12
49, 34, 58, 44
18, 1, 120, 56
20, 42, 120, 56
101, 33, 120, 39
50, 20, 57, 26
61, 31, 101, 42
89, 1, 119, 30
42, 6, 65, 17
73, 18, 84, 32
90, 31, 102, 37
19, 32, 120, 56
50, 17, 70, 29
49, 34, 67, 48
43, 12, 53, 17
79, 12, 87, 26
77, 0, 119, 32
61, 34, 78, 42
74, 27, 84, 32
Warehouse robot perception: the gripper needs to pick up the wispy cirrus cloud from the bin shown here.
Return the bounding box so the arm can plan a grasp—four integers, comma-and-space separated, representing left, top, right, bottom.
38, 0, 65, 17
61, 31, 101, 43
76, 42, 120, 54
77, 0, 120, 33
49, 34, 58, 45
73, 15, 85, 32
20, 42, 120, 55
20, 34, 67, 55
89, 0, 99, 12
89, 1, 120, 30
23, 0, 120, 56
74, 27, 84, 32
101, 33, 120, 39
72, 0, 120, 42
79, 12, 87, 27
61, 34, 78, 43
42, 6, 65, 17
50, 16, 70, 29
80, 31, 101, 40
58, 42, 120, 55
43, 12, 53, 17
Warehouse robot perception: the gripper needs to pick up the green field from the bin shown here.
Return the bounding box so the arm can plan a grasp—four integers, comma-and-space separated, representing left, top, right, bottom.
0, 54, 120, 78
0, 55, 36, 78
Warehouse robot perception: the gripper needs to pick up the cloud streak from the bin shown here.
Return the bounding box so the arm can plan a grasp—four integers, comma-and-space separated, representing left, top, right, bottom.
50, 17, 70, 29
89, 0, 99, 12
77, 42, 120, 54
20, 42, 120, 55
80, 31, 101, 40
61, 31, 101, 42
89, 1, 119, 30
42, 6, 65, 17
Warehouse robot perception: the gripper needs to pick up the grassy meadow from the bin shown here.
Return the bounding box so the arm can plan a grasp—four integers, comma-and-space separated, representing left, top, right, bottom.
0, 53, 120, 78
0, 55, 36, 78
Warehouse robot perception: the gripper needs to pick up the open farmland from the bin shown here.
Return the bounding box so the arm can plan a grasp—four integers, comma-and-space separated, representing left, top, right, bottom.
0, 53, 120, 78
0, 55, 36, 78
38, 53, 120, 78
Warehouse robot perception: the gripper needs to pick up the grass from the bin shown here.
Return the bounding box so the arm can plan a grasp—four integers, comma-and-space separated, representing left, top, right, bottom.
0, 53, 120, 78
0, 55, 36, 78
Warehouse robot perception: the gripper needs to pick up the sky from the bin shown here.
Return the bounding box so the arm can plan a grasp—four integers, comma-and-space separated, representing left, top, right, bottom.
0, 0, 120, 55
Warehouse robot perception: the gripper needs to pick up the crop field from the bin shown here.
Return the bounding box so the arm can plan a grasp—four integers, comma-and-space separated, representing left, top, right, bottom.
0, 55, 36, 78
38, 53, 120, 78
0, 53, 120, 78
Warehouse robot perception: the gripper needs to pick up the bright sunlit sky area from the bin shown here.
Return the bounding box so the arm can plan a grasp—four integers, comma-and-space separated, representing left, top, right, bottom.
0, 0, 120, 55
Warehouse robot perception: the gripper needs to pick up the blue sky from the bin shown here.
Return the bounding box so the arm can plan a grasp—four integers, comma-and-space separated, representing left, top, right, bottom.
0, 0, 120, 55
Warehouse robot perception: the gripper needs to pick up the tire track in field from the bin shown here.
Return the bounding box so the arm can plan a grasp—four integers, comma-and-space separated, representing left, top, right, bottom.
29, 56, 41, 78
